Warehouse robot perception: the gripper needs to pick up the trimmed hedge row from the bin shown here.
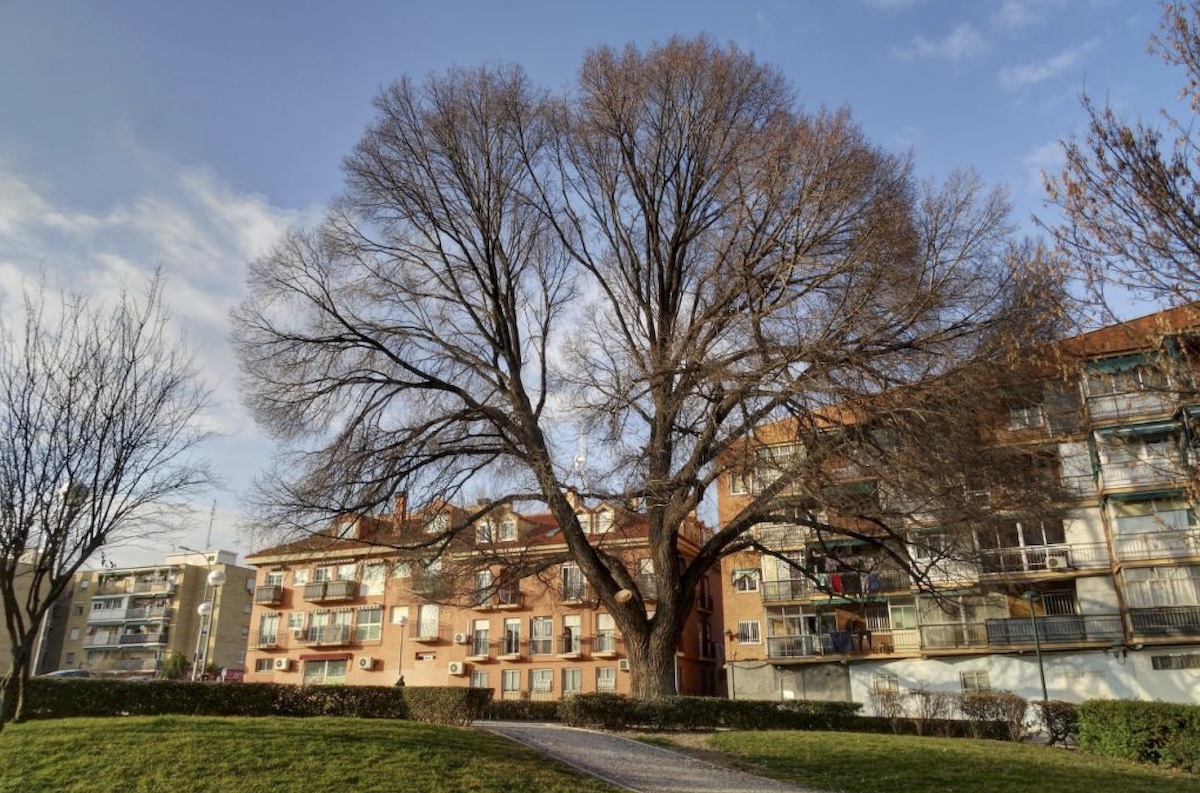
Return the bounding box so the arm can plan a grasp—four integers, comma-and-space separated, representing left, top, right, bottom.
559, 693, 861, 731
25, 679, 490, 725
1077, 699, 1200, 772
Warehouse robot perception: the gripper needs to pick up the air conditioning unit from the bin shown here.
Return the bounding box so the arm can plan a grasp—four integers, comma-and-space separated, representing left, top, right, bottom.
357, 656, 375, 670
292, 629, 306, 640
447, 661, 467, 676
1045, 554, 1070, 570
618, 659, 630, 672
273, 657, 290, 671
453, 632, 469, 645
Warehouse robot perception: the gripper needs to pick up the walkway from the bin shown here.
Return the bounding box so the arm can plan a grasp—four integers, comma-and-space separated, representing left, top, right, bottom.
482, 721, 826, 793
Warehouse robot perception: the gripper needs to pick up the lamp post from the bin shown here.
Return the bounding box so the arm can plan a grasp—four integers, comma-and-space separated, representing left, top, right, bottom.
396, 615, 408, 686
188, 559, 225, 681
1021, 590, 1049, 704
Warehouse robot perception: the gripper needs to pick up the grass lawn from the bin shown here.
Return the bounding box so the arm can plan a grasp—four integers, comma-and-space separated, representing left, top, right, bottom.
0, 716, 625, 793
669, 730, 1200, 793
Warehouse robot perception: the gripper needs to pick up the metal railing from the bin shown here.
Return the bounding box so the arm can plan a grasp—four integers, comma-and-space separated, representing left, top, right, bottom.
131, 579, 173, 594
251, 633, 279, 649
1113, 529, 1200, 562
495, 589, 524, 609
977, 542, 1111, 574
468, 637, 494, 657
254, 585, 284, 604
409, 622, 446, 642
303, 624, 353, 645
1086, 391, 1176, 422
1130, 606, 1200, 636
303, 580, 358, 602
985, 614, 1124, 646
1098, 455, 1185, 490
918, 622, 989, 650
557, 634, 583, 656
593, 631, 621, 655
118, 632, 168, 646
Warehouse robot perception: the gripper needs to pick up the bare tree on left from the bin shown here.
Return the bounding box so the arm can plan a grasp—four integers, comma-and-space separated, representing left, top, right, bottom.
0, 277, 212, 728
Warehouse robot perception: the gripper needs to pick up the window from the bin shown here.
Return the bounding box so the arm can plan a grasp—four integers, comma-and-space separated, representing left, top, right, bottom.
530, 668, 553, 699
362, 563, 386, 596
303, 658, 348, 685
562, 667, 582, 695
597, 666, 616, 692
470, 669, 489, 688
426, 512, 448, 534
499, 517, 517, 542
1009, 402, 1045, 430
64, 652, 75, 665
391, 562, 412, 579
72, 603, 83, 616
287, 612, 304, 631
595, 613, 617, 653
960, 670, 991, 692
502, 618, 521, 655
356, 606, 383, 642
873, 673, 899, 692
389, 605, 409, 625
265, 570, 285, 587
1112, 497, 1195, 535
471, 619, 490, 656
69, 628, 79, 641
473, 569, 493, 605
595, 509, 614, 533
79, 579, 88, 591
729, 469, 752, 495
1151, 653, 1200, 670
732, 568, 760, 593
561, 564, 584, 601
254, 658, 274, 672
292, 568, 309, 586
259, 613, 280, 642
313, 566, 333, 583
476, 520, 494, 543
417, 604, 440, 638
501, 669, 520, 698
562, 614, 581, 654
889, 604, 917, 631
530, 617, 553, 654
1124, 565, 1200, 608
737, 620, 761, 644
336, 563, 357, 581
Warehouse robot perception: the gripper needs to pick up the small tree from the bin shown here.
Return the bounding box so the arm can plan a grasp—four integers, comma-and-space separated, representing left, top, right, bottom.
0, 278, 211, 728
159, 650, 188, 680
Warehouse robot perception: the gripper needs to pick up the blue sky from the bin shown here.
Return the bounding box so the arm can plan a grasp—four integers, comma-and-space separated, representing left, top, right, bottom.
0, 0, 1181, 566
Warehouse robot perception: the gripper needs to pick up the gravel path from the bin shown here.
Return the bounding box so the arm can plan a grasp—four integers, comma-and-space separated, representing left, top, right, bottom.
481, 721, 826, 793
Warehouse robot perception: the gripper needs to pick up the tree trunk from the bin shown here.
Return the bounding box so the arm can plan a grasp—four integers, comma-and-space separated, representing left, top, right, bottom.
0, 643, 32, 729
627, 620, 683, 700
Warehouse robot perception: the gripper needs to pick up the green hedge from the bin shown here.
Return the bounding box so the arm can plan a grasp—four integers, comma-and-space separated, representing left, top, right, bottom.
1077, 699, 1200, 772
482, 698, 561, 722
24, 679, 490, 725
559, 693, 861, 731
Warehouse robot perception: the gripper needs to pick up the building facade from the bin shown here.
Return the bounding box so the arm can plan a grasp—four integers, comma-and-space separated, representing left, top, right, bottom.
719, 305, 1200, 709
243, 499, 722, 699
54, 550, 255, 677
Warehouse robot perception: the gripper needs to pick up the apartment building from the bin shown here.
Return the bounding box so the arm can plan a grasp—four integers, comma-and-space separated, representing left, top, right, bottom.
243, 497, 722, 699
720, 304, 1200, 709
54, 550, 255, 676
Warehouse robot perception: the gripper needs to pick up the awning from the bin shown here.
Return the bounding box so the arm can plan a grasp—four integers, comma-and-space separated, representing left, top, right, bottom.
298, 652, 352, 662
1095, 420, 1178, 437
1103, 489, 1186, 503
1085, 354, 1148, 374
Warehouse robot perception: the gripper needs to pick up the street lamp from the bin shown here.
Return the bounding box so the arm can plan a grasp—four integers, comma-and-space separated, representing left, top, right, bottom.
1021, 590, 1049, 704
188, 561, 225, 681
396, 615, 408, 686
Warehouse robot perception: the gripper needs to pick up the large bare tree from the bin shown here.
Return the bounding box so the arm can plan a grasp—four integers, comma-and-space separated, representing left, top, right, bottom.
0, 278, 211, 727
233, 38, 1060, 698
1044, 1, 1200, 308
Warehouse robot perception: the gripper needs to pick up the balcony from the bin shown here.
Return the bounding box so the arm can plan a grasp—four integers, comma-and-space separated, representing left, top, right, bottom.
765, 634, 830, 658
561, 584, 588, 604
593, 631, 622, 657
978, 543, 1111, 575
557, 634, 583, 659
1113, 529, 1200, 562
1087, 391, 1175, 422
985, 614, 1124, 646
250, 632, 279, 650
467, 637, 494, 660
498, 637, 525, 659
752, 523, 809, 550
131, 579, 174, 594
302, 580, 358, 602
495, 589, 524, 610
1098, 455, 1186, 491
118, 632, 168, 646
918, 622, 989, 650
254, 585, 284, 605
302, 624, 353, 645
87, 606, 173, 625
410, 622, 446, 643
1130, 606, 1200, 637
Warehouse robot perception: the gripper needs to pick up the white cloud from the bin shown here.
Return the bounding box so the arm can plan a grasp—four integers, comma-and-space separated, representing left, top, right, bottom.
991, 0, 1067, 32
894, 23, 988, 61
1023, 138, 1066, 196
998, 40, 1098, 90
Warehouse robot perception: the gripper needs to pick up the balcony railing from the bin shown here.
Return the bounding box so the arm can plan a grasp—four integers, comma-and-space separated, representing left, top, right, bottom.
985, 614, 1124, 646
593, 631, 621, 656
561, 584, 587, 603
87, 606, 174, 624
303, 580, 358, 602
118, 632, 168, 646
1113, 529, 1200, 562
978, 542, 1111, 574
467, 637, 494, 658
752, 523, 809, 549
765, 629, 919, 658
131, 579, 174, 594
765, 634, 830, 658
495, 589, 524, 609
410, 622, 447, 642
251, 632, 279, 649
557, 634, 583, 657
1086, 391, 1176, 422
1130, 606, 1200, 636
499, 636, 524, 657
1098, 454, 1185, 491
303, 624, 352, 645
761, 579, 813, 602
918, 622, 989, 650
254, 585, 284, 605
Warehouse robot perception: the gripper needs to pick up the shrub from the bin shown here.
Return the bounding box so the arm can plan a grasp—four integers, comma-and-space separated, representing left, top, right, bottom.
482, 698, 561, 722
1077, 699, 1200, 772
24, 680, 489, 725
867, 687, 907, 733
959, 691, 1028, 741
908, 687, 955, 736
558, 693, 860, 732
1036, 700, 1079, 747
